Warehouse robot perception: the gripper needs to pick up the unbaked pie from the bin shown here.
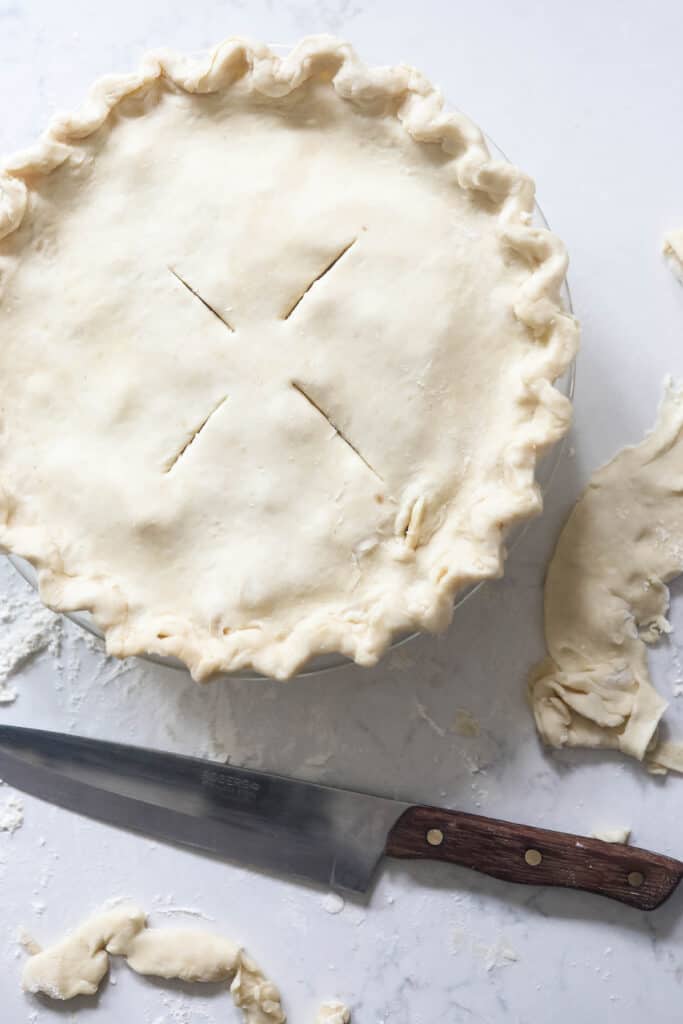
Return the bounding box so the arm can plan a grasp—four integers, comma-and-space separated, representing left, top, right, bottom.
0, 36, 579, 679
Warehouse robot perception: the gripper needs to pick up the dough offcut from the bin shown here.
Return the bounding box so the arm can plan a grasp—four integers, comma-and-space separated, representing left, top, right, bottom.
529, 380, 683, 772
22, 903, 350, 1023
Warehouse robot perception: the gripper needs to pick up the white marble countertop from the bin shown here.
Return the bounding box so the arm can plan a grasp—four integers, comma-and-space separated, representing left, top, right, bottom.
2, 1, 683, 1021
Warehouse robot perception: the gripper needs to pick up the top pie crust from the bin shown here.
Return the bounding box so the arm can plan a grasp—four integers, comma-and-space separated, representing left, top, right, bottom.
0, 36, 579, 680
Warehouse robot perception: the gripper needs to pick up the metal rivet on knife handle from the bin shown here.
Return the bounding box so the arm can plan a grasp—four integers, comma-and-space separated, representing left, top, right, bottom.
525, 848, 542, 867
426, 828, 444, 847
628, 871, 644, 888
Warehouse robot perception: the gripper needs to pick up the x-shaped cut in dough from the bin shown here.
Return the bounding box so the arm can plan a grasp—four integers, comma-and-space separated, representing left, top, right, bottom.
163, 238, 383, 482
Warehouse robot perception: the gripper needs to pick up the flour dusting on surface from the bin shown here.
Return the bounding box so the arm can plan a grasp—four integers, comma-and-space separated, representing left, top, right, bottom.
415, 700, 446, 737
476, 938, 520, 972
0, 584, 63, 693
0, 790, 24, 833
451, 917, 519, 972
153, 904, 216, 922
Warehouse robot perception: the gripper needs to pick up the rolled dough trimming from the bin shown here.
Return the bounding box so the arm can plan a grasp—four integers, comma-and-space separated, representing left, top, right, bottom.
21, 903, 349, 1023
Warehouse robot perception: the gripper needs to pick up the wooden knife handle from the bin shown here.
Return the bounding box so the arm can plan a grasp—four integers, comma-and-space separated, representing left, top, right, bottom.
385, 805, 683, 911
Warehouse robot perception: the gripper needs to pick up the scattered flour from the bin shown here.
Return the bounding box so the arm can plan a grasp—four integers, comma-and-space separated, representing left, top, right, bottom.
451, 925, 467, 952
415, 701, 446, 737
303, 751, 333, 769
153, 905, 216, 922
0, 586, 63, 695
451, 921, 519, 972
475, 938, 519, 972
346, 906, 365, 928
463, 752, 487, 775
0, 566, 149, 733
100, 894, 136, 911
0, 790, 24, 833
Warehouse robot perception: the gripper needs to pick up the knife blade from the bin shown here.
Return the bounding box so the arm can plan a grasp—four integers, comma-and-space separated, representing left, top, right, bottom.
0, 725, 681, 910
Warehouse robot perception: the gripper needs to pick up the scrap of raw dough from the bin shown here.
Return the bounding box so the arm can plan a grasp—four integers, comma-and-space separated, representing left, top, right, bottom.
22, 906, 146, 999
590, 827, 631, 844
321, 892, 345, 915
22, 903, 350, 1023
664, 229, 683, 283
647, 738, 683, 775
316, 1003, 351, 1023
529, 379, 683, 770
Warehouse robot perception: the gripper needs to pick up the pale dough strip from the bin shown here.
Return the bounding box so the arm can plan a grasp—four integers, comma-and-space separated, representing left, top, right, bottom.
529, 379, 683, 773
22, 903, 349, 1024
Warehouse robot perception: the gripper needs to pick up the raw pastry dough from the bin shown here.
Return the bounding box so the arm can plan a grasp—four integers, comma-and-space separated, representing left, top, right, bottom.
529, 380, 683, 770
316, 1003, 351, 1024
0, 36, 577, 679
590, 827, 631, 844
21, 903, 349, 1023
664, 229, 683, 282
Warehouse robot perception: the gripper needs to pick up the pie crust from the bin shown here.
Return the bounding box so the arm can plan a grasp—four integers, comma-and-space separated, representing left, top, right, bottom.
0, 36, 579, 680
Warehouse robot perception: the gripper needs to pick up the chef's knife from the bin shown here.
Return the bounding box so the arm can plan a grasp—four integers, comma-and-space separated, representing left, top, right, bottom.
0, 725, 680, 911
